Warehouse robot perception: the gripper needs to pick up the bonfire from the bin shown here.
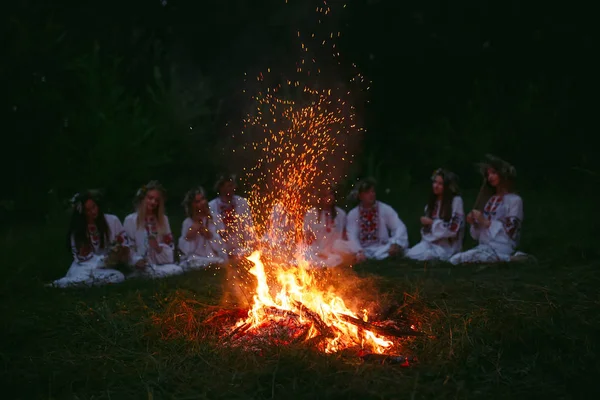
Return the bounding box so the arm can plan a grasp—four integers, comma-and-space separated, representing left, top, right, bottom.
201, 250, 424, 366
177, 0, 423, 365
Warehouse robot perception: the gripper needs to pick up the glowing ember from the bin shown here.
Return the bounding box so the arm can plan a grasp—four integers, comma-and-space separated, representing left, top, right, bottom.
228, 1, 367, 245
226, 251, 392, 354
218, 1, 414, 356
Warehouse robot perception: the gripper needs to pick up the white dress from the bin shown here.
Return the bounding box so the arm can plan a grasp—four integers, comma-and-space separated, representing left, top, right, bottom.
449, 194, 523, 264
178, 216, 227, 270
209, 195, 256, 257
406, 196, 465, 261
262, 203, 299, 263
51, 214, 127, 288
123, 213, 183, 277
342, 201, 409, 260
302, 206, 347, 268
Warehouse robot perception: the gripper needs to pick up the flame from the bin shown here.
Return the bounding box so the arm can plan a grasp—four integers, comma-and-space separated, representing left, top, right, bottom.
234, 251, 393, 354
223, 1, 388, 354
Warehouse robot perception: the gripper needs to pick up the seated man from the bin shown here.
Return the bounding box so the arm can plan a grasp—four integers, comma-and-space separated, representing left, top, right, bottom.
338, 178, 409, 263
208, 174, 257, 260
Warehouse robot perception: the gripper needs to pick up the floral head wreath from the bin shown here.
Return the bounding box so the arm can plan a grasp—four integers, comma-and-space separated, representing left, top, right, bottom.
135, 184, 147, 198
430, 168, 444, 181
134, 181, 166, 207
70, 192, 83, 214
477, 154, 517, 180
182, 186, 207, 217
214, 174, 238, 193
431, 168, 461, 195
347, 177, 377, 202
136, 181, 166, 198
70, 189, 104, 214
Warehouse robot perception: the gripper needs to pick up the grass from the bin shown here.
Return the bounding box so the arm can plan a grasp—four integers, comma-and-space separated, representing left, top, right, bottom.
1, 187, 599, 399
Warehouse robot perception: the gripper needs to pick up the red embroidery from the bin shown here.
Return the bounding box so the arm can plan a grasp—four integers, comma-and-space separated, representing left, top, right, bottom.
359, 205, 378, 246
431, 201, 440, 218
145, 216, 158, 236
219, 202, 237, 229
483, 196, 503, 218
88, 224, 100, 248
324, 210, 332, 233
503, 217, 521, 241
448, 214, 462, 233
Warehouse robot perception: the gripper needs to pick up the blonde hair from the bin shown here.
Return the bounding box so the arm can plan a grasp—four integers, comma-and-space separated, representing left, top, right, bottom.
134, 180, 168, 234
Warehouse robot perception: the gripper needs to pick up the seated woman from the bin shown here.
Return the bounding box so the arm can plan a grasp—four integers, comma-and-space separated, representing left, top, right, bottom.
342, 178, 409, 263
208, 174, 257, 260
124, 181, 183, 277
50, 190, 128, 288
178, 186, 227, 269
450, 155, 526, 265
406, 169, 464, 261
302, 186, 347, 268
262, 201, 300, 264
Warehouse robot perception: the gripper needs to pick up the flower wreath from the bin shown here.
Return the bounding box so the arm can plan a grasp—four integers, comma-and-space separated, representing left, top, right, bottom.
70, 192, 83, 214
431, 168, 461, 195
136, 184, 147, 198
430, 168, 444, 182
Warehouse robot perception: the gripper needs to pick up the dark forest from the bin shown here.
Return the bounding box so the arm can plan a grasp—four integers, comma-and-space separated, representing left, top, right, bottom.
1, 1, 598, 398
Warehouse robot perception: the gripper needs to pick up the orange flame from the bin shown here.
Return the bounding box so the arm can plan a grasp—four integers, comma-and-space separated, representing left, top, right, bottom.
235, 251, 393, 354
225, 1, 386, 354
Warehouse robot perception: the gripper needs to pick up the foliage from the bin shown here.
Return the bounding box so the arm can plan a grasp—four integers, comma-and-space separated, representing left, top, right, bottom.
2, 0, 595, 217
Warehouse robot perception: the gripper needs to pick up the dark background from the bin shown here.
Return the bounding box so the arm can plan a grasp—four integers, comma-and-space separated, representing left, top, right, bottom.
2, 0, 596, 223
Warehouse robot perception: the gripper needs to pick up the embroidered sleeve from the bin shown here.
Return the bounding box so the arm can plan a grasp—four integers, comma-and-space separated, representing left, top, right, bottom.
71, 236, 93, 263
162, 233, 174, 247
501, 195, 523, 242
426, 197, 464, 241
123, 216, 137, 249
503, 216, 521, 241
447, 212, 463, 234
114, 230, 130, 247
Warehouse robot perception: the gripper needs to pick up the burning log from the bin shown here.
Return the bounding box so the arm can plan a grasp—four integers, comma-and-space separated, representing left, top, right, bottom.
292, 300, 335, 338
227, 321, 252, 338
262, 306, 298, 318
337, 313, 426, 338
216, 251, 425, 355
204, 308, 249, 325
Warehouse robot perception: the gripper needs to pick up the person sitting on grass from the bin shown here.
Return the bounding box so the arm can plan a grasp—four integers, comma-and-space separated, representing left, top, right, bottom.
342, 178, 409, 263
49, 190, 129, 288
123, 180, 183, 277
208, 174, 257, 260
178, 186, 227, 270
302, 186, 347, 268
406, 168, 464, 262
450, 155, 531, 265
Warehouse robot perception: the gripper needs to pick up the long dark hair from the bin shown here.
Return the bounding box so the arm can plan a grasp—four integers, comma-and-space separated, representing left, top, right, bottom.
67, 190, 110, 253
427, 169, 460, 222
474, 155, 517, 211
316, 186, 338, 223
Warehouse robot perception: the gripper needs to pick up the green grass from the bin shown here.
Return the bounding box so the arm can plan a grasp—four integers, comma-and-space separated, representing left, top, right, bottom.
1, 188, 599, 399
